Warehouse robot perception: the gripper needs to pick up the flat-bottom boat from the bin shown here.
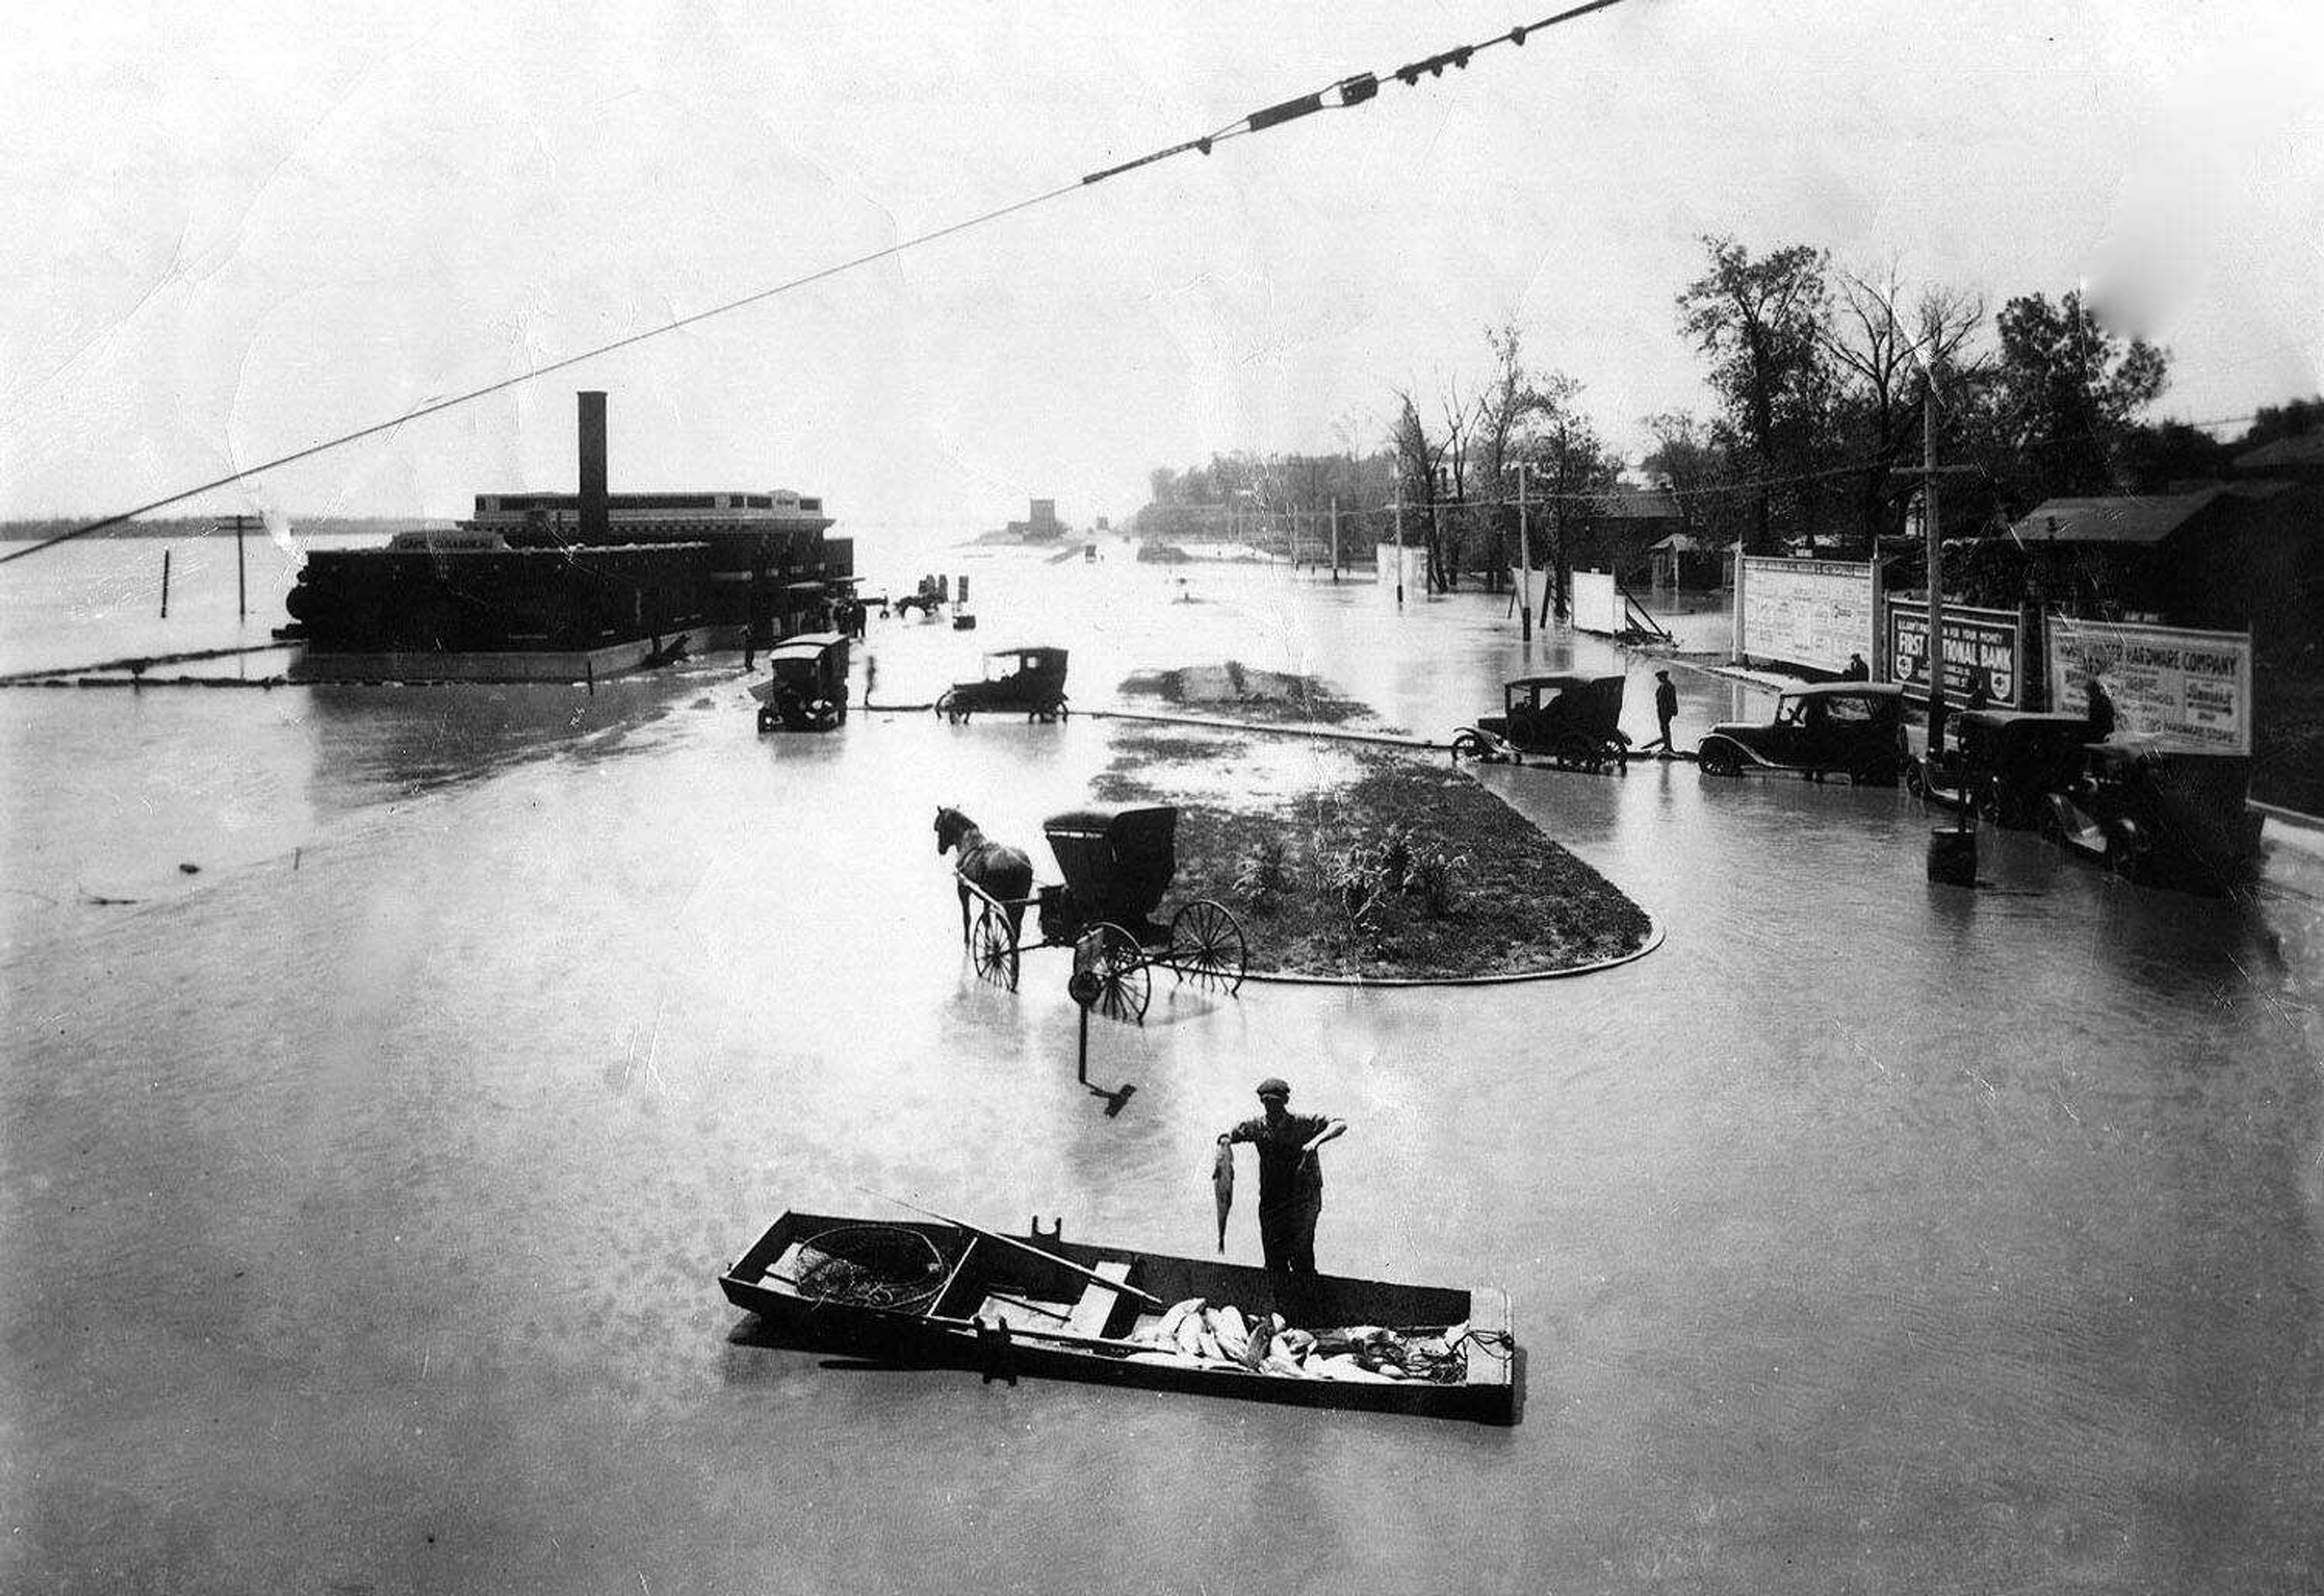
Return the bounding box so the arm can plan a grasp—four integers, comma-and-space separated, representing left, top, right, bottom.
718, 1210, 1518, 1424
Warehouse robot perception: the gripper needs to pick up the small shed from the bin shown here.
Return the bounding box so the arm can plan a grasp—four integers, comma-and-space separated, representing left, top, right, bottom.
1647, 532, 1722, 589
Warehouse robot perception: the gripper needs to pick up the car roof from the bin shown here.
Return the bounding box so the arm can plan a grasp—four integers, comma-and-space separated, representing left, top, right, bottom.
1958, 709, 2087, 727
989, 645, 1065, 658
1778, 681, 1908, 698
1505, 674, 1601, 691
769, 631, 847, 655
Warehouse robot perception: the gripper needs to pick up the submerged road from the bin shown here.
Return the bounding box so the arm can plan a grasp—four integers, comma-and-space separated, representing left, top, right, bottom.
2, 554, 2319, 1595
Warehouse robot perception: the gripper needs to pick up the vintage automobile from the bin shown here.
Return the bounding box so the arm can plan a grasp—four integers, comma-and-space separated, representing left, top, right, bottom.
1697, 681, 1908, 785
2043, 738, 2263, 892
1907, 708, 2096, 827
750, 631, 851, 732
935, 647, 1070, 723
1449, 674, 1629, 772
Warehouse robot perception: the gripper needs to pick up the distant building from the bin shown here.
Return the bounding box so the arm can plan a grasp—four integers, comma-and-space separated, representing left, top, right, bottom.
1567, 485, 1683, 585
997, 498, 1066, 541
1997, 476, 2322, 645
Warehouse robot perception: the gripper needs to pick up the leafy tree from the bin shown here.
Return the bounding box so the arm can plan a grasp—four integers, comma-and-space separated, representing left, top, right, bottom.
1968, 289, 2168, 512
2240, 396, 2324, 451
1676, 237, 1834, 550
2115, 420, 2235, 492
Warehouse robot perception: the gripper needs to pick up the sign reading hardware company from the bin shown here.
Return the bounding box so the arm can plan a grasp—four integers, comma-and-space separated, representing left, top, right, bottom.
1885, 603, 2024, 708
1738, 557, 1874, 674
2045, 616, 2251, 756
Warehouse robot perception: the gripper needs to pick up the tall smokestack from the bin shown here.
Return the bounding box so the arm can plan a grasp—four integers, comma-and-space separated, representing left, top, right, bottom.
577, 390, 609, 542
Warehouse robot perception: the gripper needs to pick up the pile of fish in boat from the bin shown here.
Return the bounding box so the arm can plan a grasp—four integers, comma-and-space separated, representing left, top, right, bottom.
1129, 1297, 1471, 1384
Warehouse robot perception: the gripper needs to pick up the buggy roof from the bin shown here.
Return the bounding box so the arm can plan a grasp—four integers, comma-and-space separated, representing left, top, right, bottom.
1043, 804, 1177, 835
991, 645, 1066, 660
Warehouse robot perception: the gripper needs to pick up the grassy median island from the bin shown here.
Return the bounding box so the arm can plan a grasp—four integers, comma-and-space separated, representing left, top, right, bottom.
1092, 720, 1652, 980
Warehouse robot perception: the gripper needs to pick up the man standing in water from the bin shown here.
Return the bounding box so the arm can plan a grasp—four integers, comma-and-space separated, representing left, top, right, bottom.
1640, 669, 1679, 756
1220, 1078, 1347, 1275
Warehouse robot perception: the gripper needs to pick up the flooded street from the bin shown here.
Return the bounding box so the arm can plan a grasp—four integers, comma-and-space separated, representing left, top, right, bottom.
4, 550, 2320, 1594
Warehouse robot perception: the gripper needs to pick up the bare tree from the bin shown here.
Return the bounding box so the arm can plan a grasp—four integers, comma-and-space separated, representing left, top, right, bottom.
1818, 262, 1984, 546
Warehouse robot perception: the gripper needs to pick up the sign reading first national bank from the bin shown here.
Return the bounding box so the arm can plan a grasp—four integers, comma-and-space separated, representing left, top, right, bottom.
1885, 603, 2024, 709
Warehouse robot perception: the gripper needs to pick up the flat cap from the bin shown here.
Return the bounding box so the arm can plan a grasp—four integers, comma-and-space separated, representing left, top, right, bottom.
1255, 1077, 1290, 1099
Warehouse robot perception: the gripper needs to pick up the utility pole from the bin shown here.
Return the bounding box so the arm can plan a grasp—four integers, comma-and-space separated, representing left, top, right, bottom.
222, 513, 256, 620
1892, 378, 1980, 748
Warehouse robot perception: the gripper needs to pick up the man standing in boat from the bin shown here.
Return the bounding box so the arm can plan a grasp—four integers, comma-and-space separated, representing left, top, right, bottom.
1220, 1078, 1347, 1276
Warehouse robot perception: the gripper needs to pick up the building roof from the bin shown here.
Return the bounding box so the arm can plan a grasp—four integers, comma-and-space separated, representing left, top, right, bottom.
2004, 489, 2225, 547
1595, 487, 1681, 520
1649, 533, 1708, 552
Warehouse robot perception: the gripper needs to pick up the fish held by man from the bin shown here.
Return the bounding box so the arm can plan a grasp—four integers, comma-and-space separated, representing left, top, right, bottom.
1212, 1134, 1235, 1252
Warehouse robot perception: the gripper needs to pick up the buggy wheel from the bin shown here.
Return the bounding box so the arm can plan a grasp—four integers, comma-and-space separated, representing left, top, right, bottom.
932, 689, 954, 721
1082, 922, 1151, 1024
971, 904, 1019, 991
1903, 759, 1925, 797
1167, 899, 1247, 994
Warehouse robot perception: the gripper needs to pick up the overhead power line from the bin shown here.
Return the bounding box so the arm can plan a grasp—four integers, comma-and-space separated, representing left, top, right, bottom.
2, 0, 1638, 570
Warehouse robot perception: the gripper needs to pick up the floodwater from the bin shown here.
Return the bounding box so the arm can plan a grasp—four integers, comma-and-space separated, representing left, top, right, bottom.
2, 539, 2320, 1595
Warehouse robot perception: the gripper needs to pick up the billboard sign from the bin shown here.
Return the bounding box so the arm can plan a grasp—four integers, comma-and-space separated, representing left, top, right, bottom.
1571, 570, 1623, 635
2045, 616, 2251, 756
1739, 557, 1874, 673
1885, 603, 2024, 708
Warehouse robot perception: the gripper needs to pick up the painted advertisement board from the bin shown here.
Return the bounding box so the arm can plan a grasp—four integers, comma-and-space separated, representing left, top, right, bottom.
1738, 557, 1874, 673
1571, 570, 1622, 635
2044, 616, 2251, 755
1885, 603, 2024, 708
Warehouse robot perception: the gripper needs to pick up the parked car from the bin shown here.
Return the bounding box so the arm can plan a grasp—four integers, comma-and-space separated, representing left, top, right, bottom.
1908, 709, 2095, 827
1450, 674, 1630, 772
1698, 681, 1907, 785
2043, 738, 2263, 892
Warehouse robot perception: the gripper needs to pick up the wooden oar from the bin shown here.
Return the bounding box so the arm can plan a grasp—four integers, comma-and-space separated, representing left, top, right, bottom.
853, 1186, 1166, 1309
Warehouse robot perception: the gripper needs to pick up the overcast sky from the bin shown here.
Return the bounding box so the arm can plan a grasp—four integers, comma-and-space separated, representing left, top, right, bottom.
4, 1, 2319, 535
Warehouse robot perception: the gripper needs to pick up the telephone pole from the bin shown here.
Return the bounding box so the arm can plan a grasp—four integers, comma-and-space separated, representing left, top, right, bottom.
1892, 378, 1980, 745
219, 513, 258, 620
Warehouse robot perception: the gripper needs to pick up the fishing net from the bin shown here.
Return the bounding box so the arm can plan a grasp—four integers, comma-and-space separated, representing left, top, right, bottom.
791, 1224, 949, 1313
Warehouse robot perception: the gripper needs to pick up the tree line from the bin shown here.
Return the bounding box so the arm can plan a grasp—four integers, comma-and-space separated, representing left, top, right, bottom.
1137, 235, 2317, 599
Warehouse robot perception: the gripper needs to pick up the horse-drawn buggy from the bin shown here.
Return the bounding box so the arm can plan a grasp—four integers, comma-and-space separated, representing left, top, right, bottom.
1449, 674, 1630, 772
936, 648, 1070, 723
750, 631, 850, 732
936, 803, 1247, 1022
894, 574, 950, 619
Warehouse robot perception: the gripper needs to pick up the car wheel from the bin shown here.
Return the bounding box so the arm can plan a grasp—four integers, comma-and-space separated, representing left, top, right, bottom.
1698, 740, 1742, 778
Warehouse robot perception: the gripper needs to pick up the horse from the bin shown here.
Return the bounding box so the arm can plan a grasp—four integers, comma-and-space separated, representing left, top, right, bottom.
934, 806, 1034, 945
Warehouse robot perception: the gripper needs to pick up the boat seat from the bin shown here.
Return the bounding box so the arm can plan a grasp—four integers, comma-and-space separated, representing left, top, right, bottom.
1065, 1260, 1135, 1338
